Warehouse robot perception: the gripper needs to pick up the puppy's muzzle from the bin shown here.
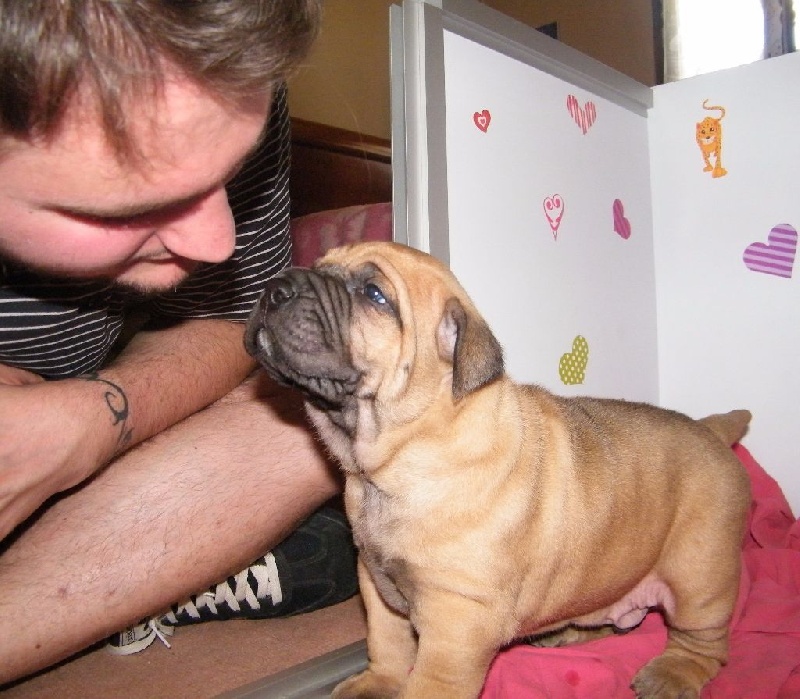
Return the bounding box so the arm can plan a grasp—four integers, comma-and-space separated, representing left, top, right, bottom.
244, 277, 297, 357
261, 276, 297, 312
245, 268, 361, 406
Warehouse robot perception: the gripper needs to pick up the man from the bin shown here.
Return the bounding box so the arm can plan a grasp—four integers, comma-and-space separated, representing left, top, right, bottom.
0, 0, 357, 683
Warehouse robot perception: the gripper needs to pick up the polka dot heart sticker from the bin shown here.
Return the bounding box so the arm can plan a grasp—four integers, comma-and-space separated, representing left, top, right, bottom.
559, 336, 589, 385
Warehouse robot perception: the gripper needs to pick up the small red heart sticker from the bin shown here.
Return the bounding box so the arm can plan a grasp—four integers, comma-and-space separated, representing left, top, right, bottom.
567, 95, 596, 135
473, 109, 491, 133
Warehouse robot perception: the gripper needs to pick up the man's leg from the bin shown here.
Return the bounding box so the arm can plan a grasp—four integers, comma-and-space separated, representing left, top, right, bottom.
0, 373, 341, 683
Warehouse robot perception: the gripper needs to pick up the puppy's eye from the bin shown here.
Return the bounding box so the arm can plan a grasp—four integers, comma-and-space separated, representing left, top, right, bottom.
363, 283, 388, 306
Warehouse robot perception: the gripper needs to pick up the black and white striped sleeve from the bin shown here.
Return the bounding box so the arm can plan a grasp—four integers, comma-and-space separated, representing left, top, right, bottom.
0, 274, 126, 379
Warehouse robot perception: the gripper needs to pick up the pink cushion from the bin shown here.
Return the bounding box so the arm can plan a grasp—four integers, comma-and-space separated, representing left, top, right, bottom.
290, 202, 393, 268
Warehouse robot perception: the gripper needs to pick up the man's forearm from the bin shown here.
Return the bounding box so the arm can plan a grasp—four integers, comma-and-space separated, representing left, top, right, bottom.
91, 318, 256, 457
0, 319, 256, 539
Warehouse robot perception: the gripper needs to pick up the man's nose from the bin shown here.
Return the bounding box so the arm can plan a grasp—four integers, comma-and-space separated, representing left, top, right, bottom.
155, 187, 236, 263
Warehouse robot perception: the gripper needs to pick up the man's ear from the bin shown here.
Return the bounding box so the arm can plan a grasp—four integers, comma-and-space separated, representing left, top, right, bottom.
437, 297, 504, 401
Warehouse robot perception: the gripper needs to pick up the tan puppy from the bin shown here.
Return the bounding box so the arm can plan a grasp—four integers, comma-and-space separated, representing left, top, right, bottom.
244, 241, 751, 699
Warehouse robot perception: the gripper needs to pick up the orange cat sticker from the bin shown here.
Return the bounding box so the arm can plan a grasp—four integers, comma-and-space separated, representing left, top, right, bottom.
696, 100, 727, 178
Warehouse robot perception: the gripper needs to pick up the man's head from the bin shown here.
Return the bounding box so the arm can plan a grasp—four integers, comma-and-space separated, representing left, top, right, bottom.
0, 0, 320, 159
0, 0, 320, 292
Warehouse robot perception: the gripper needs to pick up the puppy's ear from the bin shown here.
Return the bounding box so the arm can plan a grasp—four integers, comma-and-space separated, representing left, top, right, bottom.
437, 297, 504, 401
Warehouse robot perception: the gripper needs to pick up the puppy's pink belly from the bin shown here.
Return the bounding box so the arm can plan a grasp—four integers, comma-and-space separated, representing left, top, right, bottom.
598, 575, 675, 629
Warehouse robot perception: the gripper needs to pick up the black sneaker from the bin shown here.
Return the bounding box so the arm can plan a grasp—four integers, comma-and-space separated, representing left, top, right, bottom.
106, 618, 175, 655
106, 506, 358, 654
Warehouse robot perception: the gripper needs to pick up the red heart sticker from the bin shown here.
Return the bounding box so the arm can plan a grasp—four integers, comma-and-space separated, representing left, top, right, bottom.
473, 109, 491, 133
566, 95, 596, 135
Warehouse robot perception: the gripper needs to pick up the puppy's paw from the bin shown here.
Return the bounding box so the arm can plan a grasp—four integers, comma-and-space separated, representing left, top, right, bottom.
631, 656, 705, 699
332, 669, 402, 699
528, 625, 617, 648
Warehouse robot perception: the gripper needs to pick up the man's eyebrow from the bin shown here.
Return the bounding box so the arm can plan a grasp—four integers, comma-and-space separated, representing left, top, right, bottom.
49, 128, 267, 221
54, 190, 207, 222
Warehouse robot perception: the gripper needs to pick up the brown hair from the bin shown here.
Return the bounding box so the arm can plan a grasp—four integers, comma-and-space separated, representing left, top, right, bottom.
0, 0, 321, 157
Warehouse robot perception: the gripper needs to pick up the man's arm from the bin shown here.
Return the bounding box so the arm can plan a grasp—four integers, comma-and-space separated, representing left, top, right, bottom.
0, 318, 255, 540
97, 318, 257, 454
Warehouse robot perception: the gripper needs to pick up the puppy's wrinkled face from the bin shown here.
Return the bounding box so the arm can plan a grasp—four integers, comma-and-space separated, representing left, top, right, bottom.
244, 247, 406, 410
245, 241, 504, 421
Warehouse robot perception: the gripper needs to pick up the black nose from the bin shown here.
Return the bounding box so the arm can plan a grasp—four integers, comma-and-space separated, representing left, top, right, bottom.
263, 276, 296, 310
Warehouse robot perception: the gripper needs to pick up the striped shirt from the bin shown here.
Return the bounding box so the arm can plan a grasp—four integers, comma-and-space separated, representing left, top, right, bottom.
0, 87, 292, 380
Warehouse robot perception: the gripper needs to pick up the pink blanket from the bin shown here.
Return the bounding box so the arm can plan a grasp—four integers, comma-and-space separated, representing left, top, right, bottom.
481, 446, 800, 698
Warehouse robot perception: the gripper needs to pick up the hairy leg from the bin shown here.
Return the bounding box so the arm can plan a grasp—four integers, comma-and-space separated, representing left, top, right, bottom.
0, 372, 340, 683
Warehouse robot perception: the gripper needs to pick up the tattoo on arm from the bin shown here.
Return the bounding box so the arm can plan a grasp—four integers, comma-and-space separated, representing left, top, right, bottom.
81, 372, 133, 451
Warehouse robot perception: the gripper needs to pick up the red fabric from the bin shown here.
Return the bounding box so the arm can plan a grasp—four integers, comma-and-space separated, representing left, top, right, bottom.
480, 446, 800, 698
290, 203, 393, 268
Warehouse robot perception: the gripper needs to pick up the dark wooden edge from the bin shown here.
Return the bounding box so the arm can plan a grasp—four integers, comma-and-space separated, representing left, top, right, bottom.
652, 0, 664, 85
290, 117, 391, 164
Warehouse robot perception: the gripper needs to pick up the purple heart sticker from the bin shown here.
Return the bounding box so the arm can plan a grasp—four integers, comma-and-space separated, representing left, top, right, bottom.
743, 224, 797, 278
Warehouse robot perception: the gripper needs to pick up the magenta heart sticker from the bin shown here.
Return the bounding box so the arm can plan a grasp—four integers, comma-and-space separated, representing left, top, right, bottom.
567, 95, 596, 135
543, 195, 565, 240
473, 109, 491, 133
613, 199, 631, 239
743, 224, 797, 278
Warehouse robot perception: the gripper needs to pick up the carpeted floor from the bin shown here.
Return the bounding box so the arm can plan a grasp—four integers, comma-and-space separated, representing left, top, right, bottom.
2, 596, 366, 698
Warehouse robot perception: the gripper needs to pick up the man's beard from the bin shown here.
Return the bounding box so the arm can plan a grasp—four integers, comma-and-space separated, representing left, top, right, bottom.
111, 257, 202, 296
0, 251, 201, 297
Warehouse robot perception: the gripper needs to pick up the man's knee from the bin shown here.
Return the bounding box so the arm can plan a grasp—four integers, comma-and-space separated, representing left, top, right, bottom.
212, 369, 307, 423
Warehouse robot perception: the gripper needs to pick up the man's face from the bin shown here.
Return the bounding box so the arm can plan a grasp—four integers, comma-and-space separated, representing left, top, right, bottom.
0, 76, 271, 293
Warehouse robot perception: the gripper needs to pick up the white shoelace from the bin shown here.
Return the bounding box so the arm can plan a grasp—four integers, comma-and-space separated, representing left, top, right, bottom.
165, 552, 283, 624
148, 618, 174, 649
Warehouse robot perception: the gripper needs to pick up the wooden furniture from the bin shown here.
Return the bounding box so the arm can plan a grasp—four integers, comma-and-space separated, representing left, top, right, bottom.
290, 118, 392, 218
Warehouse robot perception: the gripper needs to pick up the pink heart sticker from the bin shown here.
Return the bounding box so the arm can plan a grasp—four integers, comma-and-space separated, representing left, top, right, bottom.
543, 195, 565, 240
743, 224, 797, 278
567, 95, 597, 135
473, 109, 491, 133
613, 199, 631, 239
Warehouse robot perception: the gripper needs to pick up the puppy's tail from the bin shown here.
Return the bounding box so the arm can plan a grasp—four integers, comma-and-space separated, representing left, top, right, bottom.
699, 409, 752, 446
